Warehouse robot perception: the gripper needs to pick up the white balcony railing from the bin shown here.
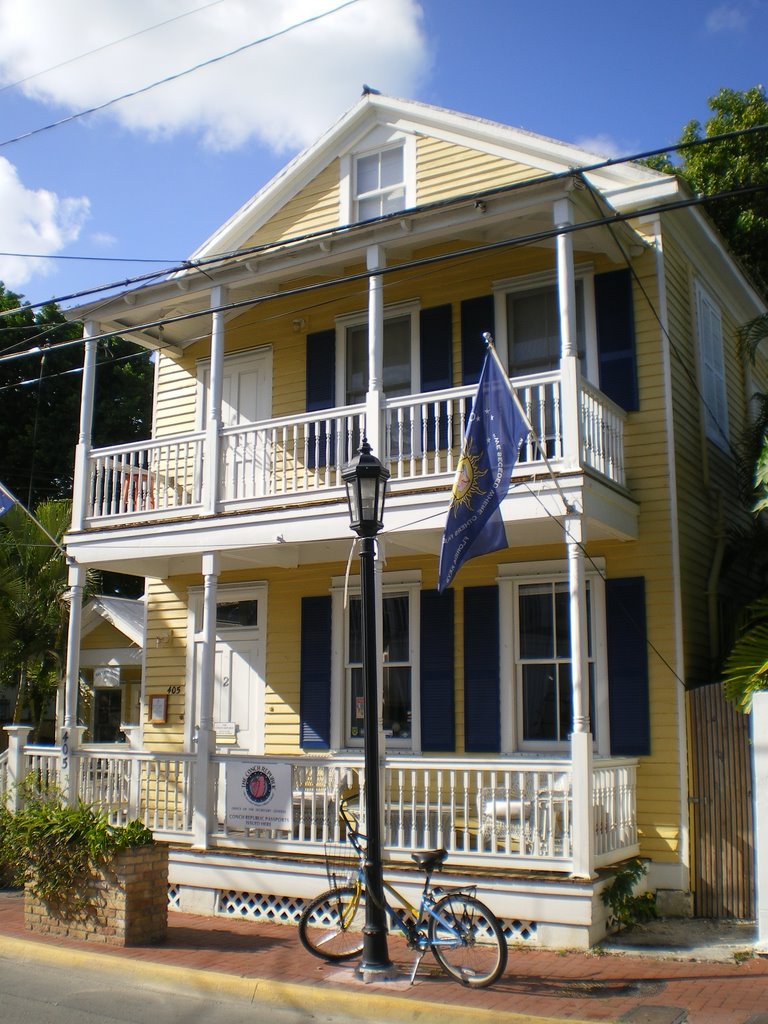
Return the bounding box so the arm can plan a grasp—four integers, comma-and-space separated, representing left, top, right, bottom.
83, 372, 625, 524
8, 743, 638, 873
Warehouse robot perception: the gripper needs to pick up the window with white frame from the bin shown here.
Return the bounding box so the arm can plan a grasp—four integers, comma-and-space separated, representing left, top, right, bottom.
333, 573, 420, 750
506, 280, 586, 376
499, 564, 606, 751
340, 305, 418, 406
695, 281, 729, 448
354, 145, 405, 220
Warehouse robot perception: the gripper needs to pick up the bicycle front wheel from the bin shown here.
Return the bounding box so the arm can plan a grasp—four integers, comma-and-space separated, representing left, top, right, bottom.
428, 893, 507, 987
298, 886, 366, 962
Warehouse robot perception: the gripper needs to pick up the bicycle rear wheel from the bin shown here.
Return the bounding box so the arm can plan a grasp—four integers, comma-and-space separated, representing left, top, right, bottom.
298, 885, 366, 962
428, 893, 507, 987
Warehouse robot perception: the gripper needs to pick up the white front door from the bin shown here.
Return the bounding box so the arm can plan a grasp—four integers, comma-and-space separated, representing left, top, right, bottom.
211, 635, 263, 752
191, 586, 267, 755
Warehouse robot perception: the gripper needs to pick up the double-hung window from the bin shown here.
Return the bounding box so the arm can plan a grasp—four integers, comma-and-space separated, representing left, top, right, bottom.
695, 281, 728, 449
354, 145, 405, 220
506, 280, 587, 377
333, 572, 420, 750
499, 563, 607, 752
344, 312, 413, 405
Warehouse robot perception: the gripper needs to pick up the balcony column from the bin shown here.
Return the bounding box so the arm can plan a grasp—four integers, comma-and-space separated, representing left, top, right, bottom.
193, 551, 219, 848
366, 245, 385, 458
61, 562, 87, 805
71, 322, 98, 531
566, 513, 594, 879
203, 286, 227, 514
554, 196, 582, 471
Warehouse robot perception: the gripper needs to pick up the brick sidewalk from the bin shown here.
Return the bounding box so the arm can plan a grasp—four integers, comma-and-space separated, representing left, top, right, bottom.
0, 890, 766, 1024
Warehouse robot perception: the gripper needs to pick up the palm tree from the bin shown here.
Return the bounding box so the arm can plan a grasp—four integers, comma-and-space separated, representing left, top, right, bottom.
0, 500, 78, 740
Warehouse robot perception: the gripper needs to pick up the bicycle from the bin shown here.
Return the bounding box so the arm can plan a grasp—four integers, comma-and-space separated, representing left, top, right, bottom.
298, 801, 508, 988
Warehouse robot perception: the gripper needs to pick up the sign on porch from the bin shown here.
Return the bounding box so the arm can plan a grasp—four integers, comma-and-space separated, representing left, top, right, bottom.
226, 762, 292, 831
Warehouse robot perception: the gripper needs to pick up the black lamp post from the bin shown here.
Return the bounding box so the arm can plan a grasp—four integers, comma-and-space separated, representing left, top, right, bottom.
341, 438, 394, 978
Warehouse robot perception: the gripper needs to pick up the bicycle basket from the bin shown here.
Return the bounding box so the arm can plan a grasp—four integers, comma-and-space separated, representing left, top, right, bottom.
324, 840, 359, 889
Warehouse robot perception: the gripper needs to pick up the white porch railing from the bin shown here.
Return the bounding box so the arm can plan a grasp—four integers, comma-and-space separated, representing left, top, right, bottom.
82, 373, 626, 524
219, 404, 366, 504
86, 434, 205, 519
4, 742, 638, 873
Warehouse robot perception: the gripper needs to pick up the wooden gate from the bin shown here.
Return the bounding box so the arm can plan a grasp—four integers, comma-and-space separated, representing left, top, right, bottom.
688, 683, 754, 918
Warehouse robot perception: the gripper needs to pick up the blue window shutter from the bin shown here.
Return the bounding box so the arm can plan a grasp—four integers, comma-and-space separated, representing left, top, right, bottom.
420, 589, 455, 751
606, 577, 650, 756
306, 329, 336, 468
595, 269, 639, 412
463, 586, 500, 752
300, 595, 332, 749
420, 304, 452, 452
461, 296, 495, 385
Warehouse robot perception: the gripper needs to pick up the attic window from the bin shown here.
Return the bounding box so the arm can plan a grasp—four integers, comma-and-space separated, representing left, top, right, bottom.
354, 145, 405, 220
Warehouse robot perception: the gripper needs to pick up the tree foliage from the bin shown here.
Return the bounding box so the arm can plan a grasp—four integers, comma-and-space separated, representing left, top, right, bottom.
675, 86, 768, 295
0, 499, 96, 739
0, 283, 153, 509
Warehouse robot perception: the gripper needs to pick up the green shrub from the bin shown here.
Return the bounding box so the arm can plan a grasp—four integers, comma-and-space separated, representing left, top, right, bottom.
601, 858, 658, 930
0, 784, 153, 914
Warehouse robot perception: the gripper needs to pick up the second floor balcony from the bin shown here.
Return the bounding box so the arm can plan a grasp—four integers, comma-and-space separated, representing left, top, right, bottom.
78, 370, 626, 532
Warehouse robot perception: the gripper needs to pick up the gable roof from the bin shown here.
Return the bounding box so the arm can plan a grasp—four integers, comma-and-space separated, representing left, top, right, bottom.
190, 92, 674, 263
81, 596, 144, 648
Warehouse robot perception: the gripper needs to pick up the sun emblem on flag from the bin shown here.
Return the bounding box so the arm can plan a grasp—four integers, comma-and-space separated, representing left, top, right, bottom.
450, 446, 487, 511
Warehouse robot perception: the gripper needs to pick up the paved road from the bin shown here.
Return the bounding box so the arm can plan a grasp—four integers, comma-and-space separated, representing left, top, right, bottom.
0, 953, 376, 1024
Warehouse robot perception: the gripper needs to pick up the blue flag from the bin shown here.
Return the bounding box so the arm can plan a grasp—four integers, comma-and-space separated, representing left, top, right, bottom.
438, 352, 528, 593
0, 481, 15, 518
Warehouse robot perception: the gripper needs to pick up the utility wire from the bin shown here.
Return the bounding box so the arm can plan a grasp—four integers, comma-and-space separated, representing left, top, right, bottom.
0, 0, 231, 97
2, 118, 767, 323
2, 178, 767, 366
0, 0, 364, 150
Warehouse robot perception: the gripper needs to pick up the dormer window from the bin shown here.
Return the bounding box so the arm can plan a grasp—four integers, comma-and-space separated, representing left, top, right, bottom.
354, 145, 405, 220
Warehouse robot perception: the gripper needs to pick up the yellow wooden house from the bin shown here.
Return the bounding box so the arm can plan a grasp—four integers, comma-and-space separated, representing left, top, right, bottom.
13, 94, 765, 946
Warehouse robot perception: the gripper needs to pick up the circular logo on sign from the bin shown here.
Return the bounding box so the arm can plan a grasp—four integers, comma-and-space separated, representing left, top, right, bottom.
243, 768, 272, 805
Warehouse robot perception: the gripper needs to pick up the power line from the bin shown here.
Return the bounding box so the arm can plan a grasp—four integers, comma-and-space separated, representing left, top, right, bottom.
0, 0, 364, 150
2, 178, 767, 367
0, 0, 231, 97
3, 118, 767, 322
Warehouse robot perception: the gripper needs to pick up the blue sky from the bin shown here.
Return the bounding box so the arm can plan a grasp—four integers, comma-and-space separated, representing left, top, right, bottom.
0, 0, 766, 311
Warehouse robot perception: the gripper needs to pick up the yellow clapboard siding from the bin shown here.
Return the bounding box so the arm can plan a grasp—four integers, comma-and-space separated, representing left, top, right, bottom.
416, 136, 545, 204
241, 160, 341, 249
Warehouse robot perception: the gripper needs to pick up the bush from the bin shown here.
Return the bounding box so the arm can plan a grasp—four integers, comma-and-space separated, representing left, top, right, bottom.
0, 784, 153, 913
601, 858, 658, 930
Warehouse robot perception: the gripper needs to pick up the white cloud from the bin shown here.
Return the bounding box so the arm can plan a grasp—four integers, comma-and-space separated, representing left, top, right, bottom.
573, 134, 625, 160
706, 4, 748, 31
0, 157, 90, 288
0, 0, 430, 153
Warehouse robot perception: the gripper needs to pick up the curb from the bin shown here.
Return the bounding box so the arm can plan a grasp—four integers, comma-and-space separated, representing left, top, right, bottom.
0, 933, 591, 1024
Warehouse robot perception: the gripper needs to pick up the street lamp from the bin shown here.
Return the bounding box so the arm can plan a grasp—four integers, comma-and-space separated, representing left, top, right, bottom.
341, 438, 393, 978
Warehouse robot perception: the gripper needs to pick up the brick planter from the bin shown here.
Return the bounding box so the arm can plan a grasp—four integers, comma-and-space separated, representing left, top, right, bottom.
25, 843, 168, 947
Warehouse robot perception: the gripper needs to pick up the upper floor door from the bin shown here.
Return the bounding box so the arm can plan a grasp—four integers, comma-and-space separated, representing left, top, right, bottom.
198, 347, 273, 500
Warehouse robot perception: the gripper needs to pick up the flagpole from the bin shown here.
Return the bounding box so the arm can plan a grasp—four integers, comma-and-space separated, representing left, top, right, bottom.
0, 482, 67, 556
481, 333, 576, 516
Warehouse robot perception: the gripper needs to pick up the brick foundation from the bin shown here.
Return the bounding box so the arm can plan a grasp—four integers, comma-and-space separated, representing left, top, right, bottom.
25, 844, 168, 947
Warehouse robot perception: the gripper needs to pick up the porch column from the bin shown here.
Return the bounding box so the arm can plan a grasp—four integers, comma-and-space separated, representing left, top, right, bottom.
203, 287, 226, 514
193, 551, 219, 847
4, 725, 32, 811
61, 562, 87, 805
366, 245, 385, 458
566, 514, 594, 879
71, 322, 97, 531
554, 196, 582, 471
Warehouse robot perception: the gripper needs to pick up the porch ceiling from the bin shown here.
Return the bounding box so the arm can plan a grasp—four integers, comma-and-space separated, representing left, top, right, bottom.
67, 180, 644, 352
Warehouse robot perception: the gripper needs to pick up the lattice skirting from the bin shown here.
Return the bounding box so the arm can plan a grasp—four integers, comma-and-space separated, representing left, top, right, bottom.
209, 888, 537, 944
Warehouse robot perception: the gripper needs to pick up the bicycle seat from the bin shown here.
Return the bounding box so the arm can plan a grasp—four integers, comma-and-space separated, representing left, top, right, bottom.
411, 849, 448, 872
